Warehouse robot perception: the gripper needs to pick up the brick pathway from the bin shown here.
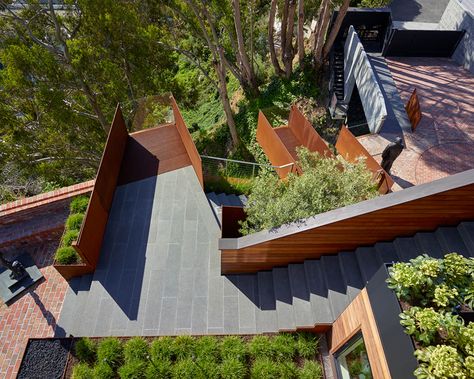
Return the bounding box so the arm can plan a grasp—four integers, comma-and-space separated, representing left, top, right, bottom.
0, 233, 68, 379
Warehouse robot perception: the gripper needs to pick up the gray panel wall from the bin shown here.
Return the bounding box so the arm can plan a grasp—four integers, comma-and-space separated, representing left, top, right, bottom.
344, 26, 387, 134
439, 0, 474, 74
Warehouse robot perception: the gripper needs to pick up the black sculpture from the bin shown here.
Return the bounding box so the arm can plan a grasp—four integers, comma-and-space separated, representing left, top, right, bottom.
0, 253, 27, 280
381, 137, 404, 174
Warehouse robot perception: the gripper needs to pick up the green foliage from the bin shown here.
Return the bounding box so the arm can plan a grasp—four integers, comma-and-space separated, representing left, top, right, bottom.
220, 336, 247, 362
195, 359, 220, 379
145, 359, 172, 379
71, 362, 93, 379
97, 337, 123, 370
459, 323, 474, 356
203, 176, 254, 196
271, 334, 297, 361
55, 246, 79, 264
75, 337, 96, 363
400, 307, 441, 346
220, 358, 247, 379
299, 360, 323, 379
123, 337, 149, 363
296, 333, 319, 359
172, 335, 195, 361
93, 362, 115, 379
62, 229, 79, 247
172, 358, 197, 379
150, 337, 173, 361
414, 345, 467, 379
250, 358, 279, 379
194, 336, 219, 362
66, 213, 84, 232
248, 335, 272, 360
118, 360, 147, 379
276, 361, 298, 379
240, 148, 378, 235
70, 196, 90, 214
433, 284, 459, 308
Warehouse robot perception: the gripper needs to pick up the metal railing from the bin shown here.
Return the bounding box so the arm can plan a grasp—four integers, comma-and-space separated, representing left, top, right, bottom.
200, 155, 295, 179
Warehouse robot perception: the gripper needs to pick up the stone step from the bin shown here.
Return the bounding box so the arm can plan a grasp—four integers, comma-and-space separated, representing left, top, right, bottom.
458, 222, 474, 258
393, 237, 420, 262
338, 252, 364, 302
288, 264, 313, 327
436, 227, 471, 258
303, 260, 333, 324
256, 271, 278, 333
414, 232, 444, 259
272, 267, 296, 331
321, 255, 350, 320
227, 194, 243, 207
355, 246, 383, 284
374, 241, 400, 263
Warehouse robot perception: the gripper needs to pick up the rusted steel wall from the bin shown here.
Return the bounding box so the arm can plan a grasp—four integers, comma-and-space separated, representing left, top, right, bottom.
288, 105, 334, 158
170, 96, 203, 188
405, 89, 422, 131
335, 126, 394, 193
73, 105, 129, 268
256, 111, 297, 179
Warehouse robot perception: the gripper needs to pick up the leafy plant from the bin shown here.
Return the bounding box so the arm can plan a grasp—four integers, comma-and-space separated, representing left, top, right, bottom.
150, 337, 173, 361
97, 337, 123, 370
442, 253, 470, 284
299, 360, 323, 379
118, 360, 147, 379
433, 284, 459, 308
145, 359, 172, 379
172, 358, 197, 379
220, 358, 247, 379
55, 246, 79, 264
220, 336, 247, 362
66, 213, 84, 231
75, 337, 96, 363
71, 362, 93, 379
123, 337, 149, 363
270, 334, 296, 361
296, 333, 319, 359
400, 307, 441, 346
70, 196, 90, 214
249, 335, 272, 360
459, 323, 474, 356
62, 229, 79, 247
250, 358, 279, 379
414, 345, 466, 379
194, 336, 219, 362
93, 362, 115, 379
172, 336, 195, 361
194, 359, 220, 379
276, 361, 298, 379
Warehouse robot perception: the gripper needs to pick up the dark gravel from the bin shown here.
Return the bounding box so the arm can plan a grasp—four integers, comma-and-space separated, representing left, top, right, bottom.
18, 339, 71, 379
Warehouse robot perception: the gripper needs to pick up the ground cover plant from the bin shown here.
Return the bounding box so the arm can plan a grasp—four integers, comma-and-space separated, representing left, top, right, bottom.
70, 333, 323, 379
54, 195, 90, 264
387, 253, 474, 378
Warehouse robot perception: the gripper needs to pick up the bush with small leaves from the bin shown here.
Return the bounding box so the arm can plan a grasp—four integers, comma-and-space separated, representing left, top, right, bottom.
220, 358, 247, 379
459, 323, 474, 356
145, 359, 172, 379
55, 246, 79, 264
62, 229, 79, 247
433, 284, 459, 308
276, 361, 298, 379
194, 336, 219, 362
414, 345, 466, 379
71, 362, 93, 379
400, 307, 441, 346
299, 360, 323, 379
220, 336, 247, 362
66, 213, 84, 231
70, 196, 90, 214
172, 358, 197, 379
250, 358, 279, 379
97, 337, 123, 370
442, 253, 469, 285
74, 337, 96, 363
150, 337, 173, 361
93, 362, 115, 379
118, 359, 147, 379
172, 335, 195, 360
465, 356, 474, 378
249, 335, 272, 360
296, 333, 319, 359
123, 337, 149, 362
195, 359, 220, 379
270, 334, 296, 361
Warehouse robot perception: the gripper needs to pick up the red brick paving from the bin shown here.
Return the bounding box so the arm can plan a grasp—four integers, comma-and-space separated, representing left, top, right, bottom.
387, 57, 474, 186
0, 233, 68, 379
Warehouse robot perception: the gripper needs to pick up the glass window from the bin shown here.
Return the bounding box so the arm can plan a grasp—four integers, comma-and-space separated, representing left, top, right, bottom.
335, 333, 373, 379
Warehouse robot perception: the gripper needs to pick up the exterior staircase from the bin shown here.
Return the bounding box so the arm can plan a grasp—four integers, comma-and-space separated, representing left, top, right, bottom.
332, 48, 345, 102
206, 192, 247, 226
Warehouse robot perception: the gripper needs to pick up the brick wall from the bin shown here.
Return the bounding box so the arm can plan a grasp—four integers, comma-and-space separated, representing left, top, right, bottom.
0, 181, 94, 250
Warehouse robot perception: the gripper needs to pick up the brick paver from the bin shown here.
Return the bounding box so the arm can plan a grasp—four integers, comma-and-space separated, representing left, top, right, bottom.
0, 233, 68, 379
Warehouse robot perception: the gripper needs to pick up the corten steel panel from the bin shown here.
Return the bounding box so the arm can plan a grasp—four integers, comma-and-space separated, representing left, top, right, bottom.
170, 96, 203, 188
256, 111, 298, 179
288, 105, 334, 159
221, 206, 246, 238
405, 89, 422, 132
53, 262, 94, 281
219, 170, 474, 273
335, 126, 394, 193
74, 105, 129, 268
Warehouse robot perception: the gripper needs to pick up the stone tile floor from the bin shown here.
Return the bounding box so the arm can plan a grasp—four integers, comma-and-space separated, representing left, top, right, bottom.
0, 233, 68, 379
361, 57, 474, 189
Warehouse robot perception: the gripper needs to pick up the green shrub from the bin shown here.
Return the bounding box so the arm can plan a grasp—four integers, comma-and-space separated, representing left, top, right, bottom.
97, 337, 123, 369
150, 337, 173, 361
299, 360, 323, 379
172, 358, 197, 379
459, 323, 474, 356
55, 246, 79, 264
118, 360, 147, 379
296, 333, 319, 359
220, 358, 247, 379
93, 362, 115, 379
62, 229, 79, 247
71, 362, 93, 379
433, 284, 459, 308
194, 336, 219, 362
74, 337, 96, 363
249, 335, 272, 359
145, 359, 172, 379
465, 356, 474, 378
195, 359, 220, 379
400, 307, 441, 346
172, 335, 195, 360
66, 213, 84, 231
250, 358, 279, 379
277, 361, 298, 379
271, 334, 296, 361
220, 336, 247, 362
70, 196, 90, 214
123, 337, 149, 362
414, 345, 466, 379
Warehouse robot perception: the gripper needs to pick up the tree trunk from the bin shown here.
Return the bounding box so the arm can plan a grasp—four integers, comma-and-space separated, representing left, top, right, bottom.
283, 0, 296, 78
313, 0, 331, 68
322, 0, 350, 60
297, 0, 305, 68
268, 0, 284, 76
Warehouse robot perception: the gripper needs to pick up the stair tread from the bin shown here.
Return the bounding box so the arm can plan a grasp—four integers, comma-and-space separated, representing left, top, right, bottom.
415, 232, 445, 259
288, 264, 313, 327
321, 255, 350, 320
374, 242, 400, 263
273, 267, 296, 331
393, 237, 420, 262
304, 260, 334, 324
355, 247, 384, 284
257, 271, 278, 333
227, 194, 243, 207
436, 227, 471, 258
338, 252, 364, 301
458, 222, 474, 257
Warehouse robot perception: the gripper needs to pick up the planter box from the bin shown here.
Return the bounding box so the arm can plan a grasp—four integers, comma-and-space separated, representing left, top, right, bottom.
53, 262, 93, 281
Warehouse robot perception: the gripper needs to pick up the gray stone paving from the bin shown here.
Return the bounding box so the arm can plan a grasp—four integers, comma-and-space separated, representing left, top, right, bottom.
56, 165, 474, 337
389, 0, 451, 23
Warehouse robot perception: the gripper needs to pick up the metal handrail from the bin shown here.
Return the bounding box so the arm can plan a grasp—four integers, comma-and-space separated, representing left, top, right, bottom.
200, 155, 294, 170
